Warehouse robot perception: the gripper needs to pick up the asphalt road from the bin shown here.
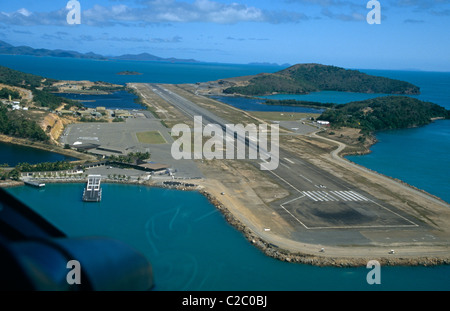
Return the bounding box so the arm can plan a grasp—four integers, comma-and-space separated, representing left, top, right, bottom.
145, 83, 431, 246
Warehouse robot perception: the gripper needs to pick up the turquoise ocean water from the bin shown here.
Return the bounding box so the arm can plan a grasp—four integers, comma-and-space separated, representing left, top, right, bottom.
5, 183, 450, 291
209, 95, 324, 113
0, 142, 77, 166
0, 55, 284, 85
259, 91, 387, 104
0, 55, 449, 290
58, 90, 141, 110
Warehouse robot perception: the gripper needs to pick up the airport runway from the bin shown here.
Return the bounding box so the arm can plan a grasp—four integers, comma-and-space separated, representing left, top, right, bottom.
145, 83, 430, 246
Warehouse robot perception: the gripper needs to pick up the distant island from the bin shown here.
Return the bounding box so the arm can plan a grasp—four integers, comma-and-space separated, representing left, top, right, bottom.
223, 63, 420, 96
265, 96, 450, 132
112, 53, 199, 63
0, 40, 200, 63
248, 62, 291, 67
116, 71, 143, 76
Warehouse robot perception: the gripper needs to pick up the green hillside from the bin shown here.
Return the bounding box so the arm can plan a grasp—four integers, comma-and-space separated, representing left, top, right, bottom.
0, 106, 48, 141
318, 96, 449, 132
224, 63, 420, 96
0, 65, 79, 110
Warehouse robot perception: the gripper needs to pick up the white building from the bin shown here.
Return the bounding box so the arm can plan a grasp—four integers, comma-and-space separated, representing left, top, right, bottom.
317, 120, 330, 126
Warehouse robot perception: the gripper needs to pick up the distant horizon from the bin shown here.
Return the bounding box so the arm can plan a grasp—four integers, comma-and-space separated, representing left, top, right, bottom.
1, 44, 450, 74
1, 1, 449, 72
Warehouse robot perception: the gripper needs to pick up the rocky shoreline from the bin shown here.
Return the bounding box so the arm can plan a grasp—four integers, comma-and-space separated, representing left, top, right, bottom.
198, 189, 450, 268
3, 178, 449, 267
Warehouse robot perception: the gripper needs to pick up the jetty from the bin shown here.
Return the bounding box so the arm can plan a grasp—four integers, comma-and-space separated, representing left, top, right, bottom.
24, 180, 45, 188
82, 175, 102, 202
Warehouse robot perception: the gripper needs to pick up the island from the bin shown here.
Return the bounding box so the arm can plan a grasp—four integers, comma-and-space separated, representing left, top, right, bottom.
219, 63, 420, 96
264, 96, 449, 131
0, 40, 200, 63
116, 71, 143, 76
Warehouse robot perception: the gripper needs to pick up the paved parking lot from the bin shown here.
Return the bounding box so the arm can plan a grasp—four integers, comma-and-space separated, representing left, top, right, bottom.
277, 120, 317, 135
61, 112, 203, 179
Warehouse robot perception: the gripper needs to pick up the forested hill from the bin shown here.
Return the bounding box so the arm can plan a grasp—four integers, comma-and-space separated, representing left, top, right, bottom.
0, 66, 80, 142
0, 106, 48, 141
0, 65, 79, 110
223, 63, 420, 96
318, 96, 450, 132
0, 65, 56, 89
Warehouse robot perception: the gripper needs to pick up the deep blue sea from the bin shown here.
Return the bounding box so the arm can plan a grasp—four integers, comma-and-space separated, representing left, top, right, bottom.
259, 91, 387, 104
0, 142, 77, 166
58, 90, 142, 110
5, 183, 450, 291
1, 55, 449, 290
354, 70, 450, 204
0, 55, 284, 85
209, 95, 324, 113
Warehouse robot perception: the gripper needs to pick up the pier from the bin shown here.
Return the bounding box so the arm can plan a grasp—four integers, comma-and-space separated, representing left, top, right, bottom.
24, 180, 45, 188
82, 175, 102, 202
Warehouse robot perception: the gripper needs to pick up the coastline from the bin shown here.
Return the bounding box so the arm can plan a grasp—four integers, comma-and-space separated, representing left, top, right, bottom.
0, 134, 96, 163
197, 187, 450, 268
4, 176, 450, 268
1, 119, 449, 267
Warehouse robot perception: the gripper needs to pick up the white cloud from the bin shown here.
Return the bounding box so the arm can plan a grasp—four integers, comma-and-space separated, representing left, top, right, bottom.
17, 8, 32, 17
0, 7, 67, 26
0, 1, 308, 27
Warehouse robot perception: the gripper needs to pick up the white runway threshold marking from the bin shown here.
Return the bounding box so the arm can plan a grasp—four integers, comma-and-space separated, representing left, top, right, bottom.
302, 191, 370, 202
279, 189, 419, 230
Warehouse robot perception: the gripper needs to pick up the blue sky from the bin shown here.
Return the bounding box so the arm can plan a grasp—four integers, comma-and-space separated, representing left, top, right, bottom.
0, 0, 449, 71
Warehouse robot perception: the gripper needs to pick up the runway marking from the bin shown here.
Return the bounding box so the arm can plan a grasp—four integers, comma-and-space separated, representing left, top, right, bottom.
261, 163, 303, 194
303, 192, 318, 202
280, 162, 290, 169
341, 192, 357, 201
149, 84, 420, 230
340, 191, 361, 201
350, 191, 369, 201
346, 191, 366, 201
279, 189, 419, 230
279, 195, 309, 229
321, 191, 338, 201
299, 174, 313, 183
366, 197, 419, 227
331, 191, 347, 200
305, 191, 321, 201
284, 158, 295, 164
301, 190, 372, 203
280, 192, 418, 230
311, 191, 327, 201
330, 191, 348, 201
281, 193, 420, 230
